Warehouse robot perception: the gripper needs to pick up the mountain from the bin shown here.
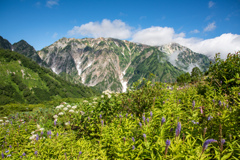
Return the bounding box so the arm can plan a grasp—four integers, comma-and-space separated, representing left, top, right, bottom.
0, 49, 100, 105
158, 43, 211, 72
0, 36, 46, 66
38, 37, 204, 92
0, 36, 12, 50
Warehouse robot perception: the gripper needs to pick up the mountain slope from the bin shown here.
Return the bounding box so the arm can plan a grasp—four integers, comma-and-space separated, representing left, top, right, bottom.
0, 36, 12, 50
158, 43, 211, 72
38, 38, 193, 92
0, 49, 100, 105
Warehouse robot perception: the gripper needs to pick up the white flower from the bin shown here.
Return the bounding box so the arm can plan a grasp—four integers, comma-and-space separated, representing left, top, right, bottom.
58, 112, 64, 115
63, 107, 68, 111
53, 115, 58, 119
108, 95, 111, 98
65, 122, 69, 126
93, 98, 98, 101
54, 119, 57, 122
92, 102, 98, 104
37, 124, 41, 129
0, 120, 3, 122
62, 102, 67, 104
72, 106, 77, 109
55, 106, 61, 109
67, 105, 71, 108
69, 109, 74, 113
5, 120, 9, 123
31, 131, 35, 135
39, 128, 44, 131
3, 117, 8, 119
89, 103, 92, 105
80, 111, 85, 115
29, 134, 37, 140
101, 95, 104, 98
75, 111, 79, 114
83, 100, 88, 103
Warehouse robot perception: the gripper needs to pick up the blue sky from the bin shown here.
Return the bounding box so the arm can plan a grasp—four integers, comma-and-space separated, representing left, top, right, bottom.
0, 0, 240, 58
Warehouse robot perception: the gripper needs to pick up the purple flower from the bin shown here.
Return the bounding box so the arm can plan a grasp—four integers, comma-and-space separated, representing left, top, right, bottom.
56, 133, 59, 137
23, 152, 26, 156
79, 151, 82, 155
208, 116, 213, 121
132, 137, 135, 142
99, 114, 102, 119
123, 137, 126, 142
238, 93, 240, 96
139, 122, 142, 127
202, 139, 217, 151
34, 151, 38, 155
41, 131, 43, 136
221, 139, 225, 145
142, 116, 145, 122
161, 117, 166, 125
175, 122, 181, 137
132, 145, 135, 150
213, 99, 215, 103
143, 134, 146, 138
101, 120, 104, 126
7, 154, 11, 157
192, 100, 195, 107
150, 111, 153, 117
54, 120, 56, 126
119, 114, 122, 118
166, 139, 171, 146
179, 99, 181, 103
9, 145, 12, 149
147, 118, 149, 123
163, 101, 165, 104
218, 100, 222, 106
170, 128, 173, 132
126, 113, 128, 118
2, 152, 4, 158
5, 150, 9, 153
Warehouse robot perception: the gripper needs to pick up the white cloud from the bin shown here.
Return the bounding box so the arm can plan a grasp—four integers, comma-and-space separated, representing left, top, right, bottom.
52, 32, 58, 38
208, 1, 215, 8
46, 0, 59, 8
68, 19, 132, 39
204, 22, 216, 32
131, 26, 240, 59
190, 29, 200, 34
132, 27, 185, 46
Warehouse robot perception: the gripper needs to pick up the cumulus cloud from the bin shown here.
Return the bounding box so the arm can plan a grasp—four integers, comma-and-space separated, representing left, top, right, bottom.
204, 22, 216, 32
46, 0, 59, 8
131, 26, 240, 59
132, 27, 185, 46
208, 1, 215, 8
68, 19, 132, 39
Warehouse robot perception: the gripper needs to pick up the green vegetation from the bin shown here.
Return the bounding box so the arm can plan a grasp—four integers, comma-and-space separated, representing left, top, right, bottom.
0, 52, 239, 159
0, 49, 100, 105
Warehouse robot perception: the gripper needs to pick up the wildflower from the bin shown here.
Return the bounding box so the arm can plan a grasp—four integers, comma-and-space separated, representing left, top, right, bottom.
200, 106, 204, 114
147, 118, 149, 123
23, 153, 26, 156
83, 100, 88, 103
2, 152, 4, 158
143, 134, 146, 138
7, 154, 11, 157
165, 140, 171, 157
54, 120, 57, 126
126, 113, 128, 118
119, 114, 122, 118
132, 137, 135, 142
67, 105, 71, 108
142, 116, 145, 122
39, 128, 44, 131
207, 116, 213, 121
34, 151, 38, 155
202, 139, 217, 153
0, 120, 3, 122
161, 117, 166, 125
150, 111, 153, 117
53, 115, 58, 119
101, 120, 104, 126
192, 100, 195, 108
72, 105, 77, 109
56, 133, 59, 137
218, 100, 222, 106
69, 109, 74, 113
220, 139, 225, 152
175, 122, 181, 137
63, 107, 68, 111
139, 122, 142, 128
65, 122, 69, 126
213, 99, 215, 103
5, 150, 9, 153
9, 145, 12, 149
132, 145, 135, 150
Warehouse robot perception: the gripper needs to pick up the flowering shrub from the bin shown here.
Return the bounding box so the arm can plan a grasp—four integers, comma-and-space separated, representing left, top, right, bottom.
0, 79, 239, 159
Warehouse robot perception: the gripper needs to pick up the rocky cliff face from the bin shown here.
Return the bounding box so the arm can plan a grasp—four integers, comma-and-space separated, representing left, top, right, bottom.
158, 43, 211, 72
38, 38, 207, 92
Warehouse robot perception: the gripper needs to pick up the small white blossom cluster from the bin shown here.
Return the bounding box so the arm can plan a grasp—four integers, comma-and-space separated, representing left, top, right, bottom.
103, 90, 114, 98
83, 100, 88, 103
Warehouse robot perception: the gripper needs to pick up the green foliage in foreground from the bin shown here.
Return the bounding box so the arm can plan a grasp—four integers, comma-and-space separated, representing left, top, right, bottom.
0, 49, 100, 105
0, 79, 239, 159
